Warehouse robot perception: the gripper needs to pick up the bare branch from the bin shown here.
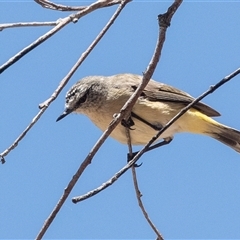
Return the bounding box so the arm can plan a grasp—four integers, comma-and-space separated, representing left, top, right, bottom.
1, 108, 46, 164
0, 21, 58, 31
0, 0, 129, 74
125, 126, 164, 239
0, 19, 65, 74
71, 0, 182, 204
0, 0, 131, 163
35, 1, 131, 238
34, 0, 85, 11
131, 167, 164, 240
34, 0, 119, 12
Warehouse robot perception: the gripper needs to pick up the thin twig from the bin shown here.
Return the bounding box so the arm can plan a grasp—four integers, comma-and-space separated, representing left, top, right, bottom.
72, 0, 182, 204
131, 167, 164, 240
0, 0, 125, 74
35, 1, 131, 239
34, 0, 85, 11
34, 0, 120, 11
125, 126, 164, 239
0, 0, 132, 164
0, 21, 58, 31
71, 67, 240, 202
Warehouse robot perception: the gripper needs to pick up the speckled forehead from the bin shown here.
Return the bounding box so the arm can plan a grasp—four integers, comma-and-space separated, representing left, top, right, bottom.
66, 88, 75, 103
66, 83, 84, 100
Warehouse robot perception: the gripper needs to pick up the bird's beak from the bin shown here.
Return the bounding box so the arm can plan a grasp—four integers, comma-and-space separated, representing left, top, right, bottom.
56, 108, 73, 122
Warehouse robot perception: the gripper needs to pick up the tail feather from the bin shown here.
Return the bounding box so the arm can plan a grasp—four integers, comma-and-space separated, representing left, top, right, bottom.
208, 125, 240, 153
184, 109, 240, 153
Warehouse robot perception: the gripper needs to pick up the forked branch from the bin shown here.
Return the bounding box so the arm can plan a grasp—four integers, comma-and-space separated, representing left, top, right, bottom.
0, 0, 131, 164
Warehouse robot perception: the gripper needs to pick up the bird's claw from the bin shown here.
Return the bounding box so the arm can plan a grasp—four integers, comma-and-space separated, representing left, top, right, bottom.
121, 117, 135, 130
127, 152, 143, 167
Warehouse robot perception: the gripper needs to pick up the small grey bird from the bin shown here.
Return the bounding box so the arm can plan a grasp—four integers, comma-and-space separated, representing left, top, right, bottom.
57, 73, 240, 153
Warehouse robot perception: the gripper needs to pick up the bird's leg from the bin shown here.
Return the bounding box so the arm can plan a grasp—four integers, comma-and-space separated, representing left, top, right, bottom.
122, 115, 142, 167
131, 112, 163, 131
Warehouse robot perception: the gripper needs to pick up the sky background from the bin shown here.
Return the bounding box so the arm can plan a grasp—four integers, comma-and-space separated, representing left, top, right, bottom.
1, 1, 240, 239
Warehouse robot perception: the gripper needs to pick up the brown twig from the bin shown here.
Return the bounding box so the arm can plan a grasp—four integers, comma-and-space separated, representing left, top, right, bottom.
34, 0, 118, 12
34, 0, 85, 11
71, 0, 182, 204
0, 0, 132, 164
0, 21, 58, 31
0, 0, 126, 74
125, 126, 164, 239
131, 167, 164, 240
0, 18, 66, 74
35, 1, 131, 239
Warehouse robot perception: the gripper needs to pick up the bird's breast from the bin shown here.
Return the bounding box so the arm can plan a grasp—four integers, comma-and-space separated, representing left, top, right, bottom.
83, 98, 182, 145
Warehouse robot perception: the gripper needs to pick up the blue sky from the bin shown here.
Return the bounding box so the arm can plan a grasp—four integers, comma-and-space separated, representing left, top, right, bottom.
1, 1, 240, 239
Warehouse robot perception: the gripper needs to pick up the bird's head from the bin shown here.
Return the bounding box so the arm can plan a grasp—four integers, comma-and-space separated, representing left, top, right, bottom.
56, 76, 107, 122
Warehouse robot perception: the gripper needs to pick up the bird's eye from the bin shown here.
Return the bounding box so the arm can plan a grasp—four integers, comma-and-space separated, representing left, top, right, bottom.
75, 91, 88, 107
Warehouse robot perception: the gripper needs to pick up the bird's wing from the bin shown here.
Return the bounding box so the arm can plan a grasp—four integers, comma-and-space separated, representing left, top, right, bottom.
121, 74, 220, 117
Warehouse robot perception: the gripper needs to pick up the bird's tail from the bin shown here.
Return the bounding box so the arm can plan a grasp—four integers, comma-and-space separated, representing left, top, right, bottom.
182, 109, 240, 153
207, 123, 240, 153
